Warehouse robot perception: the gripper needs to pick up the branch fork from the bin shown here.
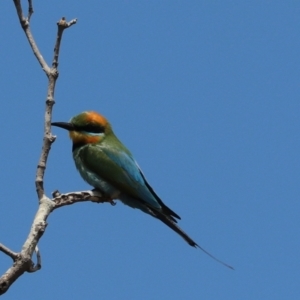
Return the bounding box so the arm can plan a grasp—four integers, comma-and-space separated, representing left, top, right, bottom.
0, 1, 85, 296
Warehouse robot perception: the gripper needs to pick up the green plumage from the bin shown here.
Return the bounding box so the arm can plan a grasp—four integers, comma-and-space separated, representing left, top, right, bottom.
51, 111, 234, 269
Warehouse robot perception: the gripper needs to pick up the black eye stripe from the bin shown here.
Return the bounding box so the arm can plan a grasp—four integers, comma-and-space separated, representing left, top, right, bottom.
75, 124, 104, 134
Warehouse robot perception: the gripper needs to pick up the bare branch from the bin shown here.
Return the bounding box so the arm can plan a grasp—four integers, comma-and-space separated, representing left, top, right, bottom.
12, 0, 24, 25
0, 244, 18, 261
13, 0, 50, 74
35, 17, 77, 200
0, 196, 54, 295
53, 190, 116, 209
27, 0, 34, 22
53, 17, 77, 68
1, 1, 78, 296
0, 191, 108, 295
35, 126, 56, 200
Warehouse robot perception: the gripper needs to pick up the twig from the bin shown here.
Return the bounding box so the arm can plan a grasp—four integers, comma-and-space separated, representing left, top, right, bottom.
0, 196, 54, 295
35, 17, 77, 201
0, 244, 18, 261
27, 0, 33, 22
0, 1, 78, 296
53, 190, 115, 209
0, 190, 107, 295
13, 0, 50, 74
53, 17, 77, 68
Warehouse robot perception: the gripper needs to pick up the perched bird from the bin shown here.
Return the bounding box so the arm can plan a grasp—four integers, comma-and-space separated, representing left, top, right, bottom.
52, 111, 233, 269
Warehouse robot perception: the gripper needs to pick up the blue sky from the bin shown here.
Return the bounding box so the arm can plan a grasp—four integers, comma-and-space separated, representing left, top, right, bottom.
1, 1, 299, 299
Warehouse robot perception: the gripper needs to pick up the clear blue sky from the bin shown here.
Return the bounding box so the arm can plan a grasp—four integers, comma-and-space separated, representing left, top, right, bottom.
1, 1, 299, 299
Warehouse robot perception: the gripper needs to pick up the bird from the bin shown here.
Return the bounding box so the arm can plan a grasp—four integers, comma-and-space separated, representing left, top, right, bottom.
52, 111, 233, 269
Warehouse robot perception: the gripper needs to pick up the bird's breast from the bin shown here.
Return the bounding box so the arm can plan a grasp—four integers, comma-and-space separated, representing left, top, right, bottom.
73, 148, 121, 199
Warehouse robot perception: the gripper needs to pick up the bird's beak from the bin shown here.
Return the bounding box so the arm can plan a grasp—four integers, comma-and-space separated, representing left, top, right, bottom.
51, 122, 75, 131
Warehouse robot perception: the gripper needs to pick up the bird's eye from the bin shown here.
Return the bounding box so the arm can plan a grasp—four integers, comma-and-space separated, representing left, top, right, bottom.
79, 124, 104, 134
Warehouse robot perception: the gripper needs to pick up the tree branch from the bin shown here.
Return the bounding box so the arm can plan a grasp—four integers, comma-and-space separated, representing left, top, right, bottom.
0, 190, 110, 295
53, 17, 77, 68
0, 1, 80, 296
0, 244, 18, 261
27, 0, 33, 22
35, 16, 77, 201
13, 0, 50, 73
53, 190, 116, 209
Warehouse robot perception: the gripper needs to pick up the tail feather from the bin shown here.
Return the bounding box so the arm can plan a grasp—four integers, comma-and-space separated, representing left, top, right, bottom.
139, 171, 181, 221
147, 206, 234, 270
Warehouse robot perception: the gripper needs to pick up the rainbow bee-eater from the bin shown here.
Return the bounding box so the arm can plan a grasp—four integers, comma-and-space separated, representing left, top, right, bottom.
52, 111, 233, 269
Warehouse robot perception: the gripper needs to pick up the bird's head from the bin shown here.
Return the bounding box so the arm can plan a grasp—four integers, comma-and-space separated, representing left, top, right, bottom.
52, 111, 112, 145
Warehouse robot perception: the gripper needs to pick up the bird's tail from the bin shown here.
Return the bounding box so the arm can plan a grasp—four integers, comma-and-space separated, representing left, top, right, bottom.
148, 208, 234, 270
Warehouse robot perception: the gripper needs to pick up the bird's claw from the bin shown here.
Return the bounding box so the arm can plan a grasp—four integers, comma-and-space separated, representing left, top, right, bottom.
109, 199, 117, 206
103, 195, 117, 206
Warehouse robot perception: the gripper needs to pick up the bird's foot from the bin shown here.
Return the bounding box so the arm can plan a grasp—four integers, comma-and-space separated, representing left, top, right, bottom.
101, 195, 117, 206
108, 199, 117, 206
91, 189, 117, 206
